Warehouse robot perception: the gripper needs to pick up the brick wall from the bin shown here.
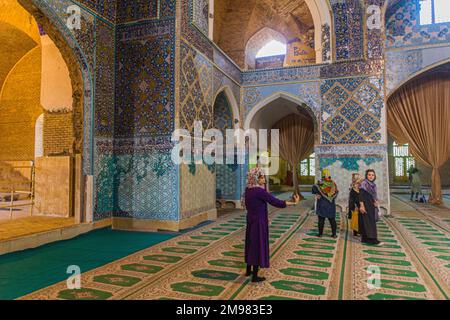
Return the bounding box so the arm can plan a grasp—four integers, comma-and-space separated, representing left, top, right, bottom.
43, 111, 73, 156
0, 48, 42, 161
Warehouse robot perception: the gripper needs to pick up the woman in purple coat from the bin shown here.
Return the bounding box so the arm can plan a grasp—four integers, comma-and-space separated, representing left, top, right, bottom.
243, 167, 300, 282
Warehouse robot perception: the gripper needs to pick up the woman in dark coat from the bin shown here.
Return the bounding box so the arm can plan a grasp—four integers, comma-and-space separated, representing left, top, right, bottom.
359, 169, 383, 246
312, 169, 339, 238
243, 167, 299, 282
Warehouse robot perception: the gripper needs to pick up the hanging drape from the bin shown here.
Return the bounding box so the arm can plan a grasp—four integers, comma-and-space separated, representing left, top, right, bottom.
272, 113, 314, 197
387, 72, 450, 204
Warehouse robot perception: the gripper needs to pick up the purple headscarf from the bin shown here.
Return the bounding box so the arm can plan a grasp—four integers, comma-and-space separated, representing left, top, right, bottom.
360, 179, 378, 201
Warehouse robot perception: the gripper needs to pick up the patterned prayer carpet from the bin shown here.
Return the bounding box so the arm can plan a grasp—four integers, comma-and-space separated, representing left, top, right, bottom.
16, 194, 450, 300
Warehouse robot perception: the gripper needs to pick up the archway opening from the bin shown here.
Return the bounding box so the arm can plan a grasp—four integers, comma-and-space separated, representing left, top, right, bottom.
213, 90, 241, 212
211, 0, 330, 70
247, 28, 288, 70
0, 0, 85, 222
387, 62, 450, 205
247, 95, 317, 196
256, 40, 287, 58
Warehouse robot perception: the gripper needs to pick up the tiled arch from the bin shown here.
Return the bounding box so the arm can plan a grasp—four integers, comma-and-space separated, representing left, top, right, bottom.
244, 91, 320, 146
21, 0, 95, 175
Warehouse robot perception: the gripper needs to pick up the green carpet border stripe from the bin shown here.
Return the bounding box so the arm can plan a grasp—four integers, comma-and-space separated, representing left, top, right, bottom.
119, 207, 286, 300
229, 214, 310, 300
387, 220, 449, 300
338, 213, 349, 300
426, 219, 450, 234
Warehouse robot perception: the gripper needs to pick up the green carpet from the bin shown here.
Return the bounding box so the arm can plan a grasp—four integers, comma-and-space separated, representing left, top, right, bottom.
0, 227, 178, 300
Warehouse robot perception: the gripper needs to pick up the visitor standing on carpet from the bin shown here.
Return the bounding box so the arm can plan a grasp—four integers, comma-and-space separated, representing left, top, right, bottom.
359, 169, 383, 246
348, 173, 363, 237
243, 167, 300, 282
312, 169, 339, 238
408, 166, 422, 201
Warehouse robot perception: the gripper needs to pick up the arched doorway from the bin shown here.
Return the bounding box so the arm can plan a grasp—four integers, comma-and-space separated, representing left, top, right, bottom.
0, 0, 92, 222
244, 92, 318, 195
387, 62, 450, 204
213, 88, 241, 210
245, 27, 288, 70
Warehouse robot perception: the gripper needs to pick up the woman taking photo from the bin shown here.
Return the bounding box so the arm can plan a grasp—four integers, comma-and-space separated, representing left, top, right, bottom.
243, 167, 300, 282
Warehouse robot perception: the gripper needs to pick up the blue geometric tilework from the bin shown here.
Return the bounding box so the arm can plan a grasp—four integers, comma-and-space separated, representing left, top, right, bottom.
216, 164, 240, 200
181, 0, 213, 60
331, 0, 364, 60
95, 19, 115, 137
37, 0, 96, 74
115, 20, 175, 137
116, 0, 159, 24
191, 0, 209, 36
213, 92, 239, 200
213, 49, 242, 85
95, 152, 179, 221
321, 24, 331, 62
319, 156, 382, 172
316, 144, 387, 155
340, 100, 364, 122
366, 0, 385, 59
320, 77, 384, 144
243, 82, 321, 120
96, 136, 174, 155
180, 41, 213, 132
242, 65, 321, 86
319, 59, 383, 79
161, 0, 176, 17
78, 0, 117, 22
94, 151, 116, 220
386, 0, 450, 48
243, 88, 262, 114
241, 59, 384, 86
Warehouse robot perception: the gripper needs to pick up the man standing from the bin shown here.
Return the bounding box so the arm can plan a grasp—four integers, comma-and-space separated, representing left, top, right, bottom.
408, 166, 422, 201
312, 169, 339, 238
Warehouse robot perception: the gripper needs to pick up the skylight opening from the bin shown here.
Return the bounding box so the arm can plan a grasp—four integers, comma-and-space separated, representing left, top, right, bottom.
255, 40, 287, 58
420, 0, 450, 25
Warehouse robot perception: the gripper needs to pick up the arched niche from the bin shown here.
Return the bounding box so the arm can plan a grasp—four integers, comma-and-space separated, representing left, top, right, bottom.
213, 85, 240, 127
244, 91, 319, 145
211, 0, 333, 68
245, 27, 287, 70
18, 0, 94, 174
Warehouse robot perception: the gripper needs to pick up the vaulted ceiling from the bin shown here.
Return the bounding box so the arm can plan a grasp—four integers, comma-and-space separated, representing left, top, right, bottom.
213, 0, 315, 69
0, 0, 40, 94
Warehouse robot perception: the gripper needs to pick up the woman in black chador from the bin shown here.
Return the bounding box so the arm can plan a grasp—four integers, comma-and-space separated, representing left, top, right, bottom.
358, 169, 383, 246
